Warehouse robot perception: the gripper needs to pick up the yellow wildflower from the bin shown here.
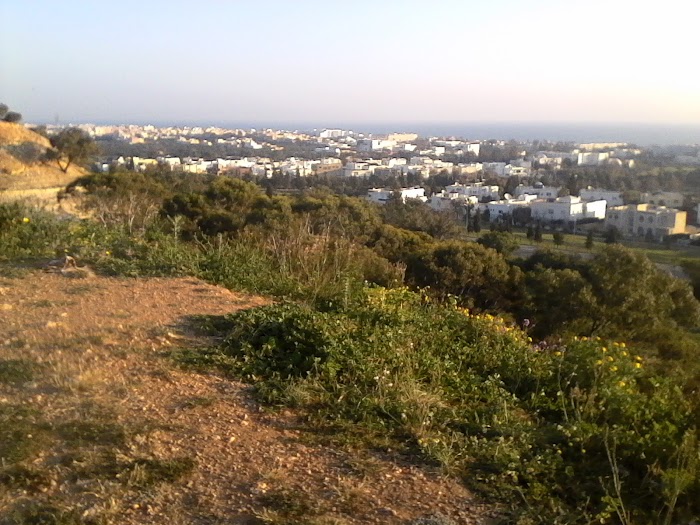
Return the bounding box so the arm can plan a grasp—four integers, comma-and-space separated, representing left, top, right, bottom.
618, 381, 626, 387
610, 366, 618, 372
601, 347, 607, 353
595, 360, 604, 365
634, 363, 642, 369
22, 217, 30, 223
554, 351, 562, 356
621, 351, 628, 357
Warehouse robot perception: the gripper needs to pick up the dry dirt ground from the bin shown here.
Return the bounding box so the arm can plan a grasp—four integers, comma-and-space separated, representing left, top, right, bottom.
0, 267, 496, 525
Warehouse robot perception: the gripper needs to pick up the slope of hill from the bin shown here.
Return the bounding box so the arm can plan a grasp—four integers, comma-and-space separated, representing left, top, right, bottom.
0, 266, 493, 525
0, 122, 85, 208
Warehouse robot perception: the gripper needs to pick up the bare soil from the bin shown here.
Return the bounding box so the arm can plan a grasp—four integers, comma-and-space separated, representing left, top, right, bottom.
0, 268, 495, 524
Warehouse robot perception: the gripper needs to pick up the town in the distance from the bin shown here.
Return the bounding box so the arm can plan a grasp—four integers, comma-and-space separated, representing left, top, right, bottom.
47, 122, 700, 243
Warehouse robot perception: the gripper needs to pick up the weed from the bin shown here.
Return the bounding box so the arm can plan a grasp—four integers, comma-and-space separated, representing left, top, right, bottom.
179, 396, 215, 410
0, 405, 52, 464
0, 358, 37, 385
124, 457, 196, 487
55, 419, 126, 448
0, 464, 53, 492
5, 501, 86, 525
257, 486, 322, 522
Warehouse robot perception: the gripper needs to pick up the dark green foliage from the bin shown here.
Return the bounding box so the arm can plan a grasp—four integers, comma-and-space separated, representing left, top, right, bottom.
0, 405, 52, 464
4, 111, 22, 123
477, 231, 519, 255
585, 229, 594, 249
0, 358, 37, 385
5, 502, 85, 525
553, 231, 565, 245
604, 226, 622, 244
533, 222, 543, 242
209, 289, 700, 523
405, 241, 518, 309
55, 419, 126, 447
0, 464, 52, 492
48, 127, 99, 172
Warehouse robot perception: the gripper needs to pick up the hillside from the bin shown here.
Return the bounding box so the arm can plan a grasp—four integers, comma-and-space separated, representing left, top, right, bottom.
0, 266, 493, 525
0, 122, 85, 208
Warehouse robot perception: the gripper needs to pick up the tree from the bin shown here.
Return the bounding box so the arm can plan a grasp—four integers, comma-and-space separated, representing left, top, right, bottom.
585, 230, 594, 249
553, 232, 565, 245
48, 128, 99, 172
0, 103, 7, 120
3, 111, 22, 123
526, 225, 534, 240
604, 226, 621, 244
473, 211, 482, 233
406, 240, 517, 309
534, 223, 543, 242
477, 231, 519, 256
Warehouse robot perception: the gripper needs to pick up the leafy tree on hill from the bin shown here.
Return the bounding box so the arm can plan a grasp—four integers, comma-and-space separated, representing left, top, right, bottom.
3, 111, 22, 123
47, 127, 99, 172
477, 231, 519, 256
0, 102, 22, 122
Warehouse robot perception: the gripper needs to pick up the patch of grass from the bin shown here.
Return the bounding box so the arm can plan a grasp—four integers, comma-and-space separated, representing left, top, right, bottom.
183, 314, 237, 337
0, 264, 31, 279
256, 486, 322, 523
0, 404, 52, 464
169, 346, 237, 375
0, 464, 53, 492
80, 453, 195, 488
6, 338, 28, 349
125, 457, 196, 488
0, 358, 38, 385
63, 284, 97, 295
179, 395, 215, 410
5, 501, 86, 525
54, 419, 126, 448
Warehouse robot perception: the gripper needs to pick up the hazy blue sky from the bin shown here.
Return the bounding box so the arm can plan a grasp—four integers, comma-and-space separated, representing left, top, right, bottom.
2, 0, 699, 125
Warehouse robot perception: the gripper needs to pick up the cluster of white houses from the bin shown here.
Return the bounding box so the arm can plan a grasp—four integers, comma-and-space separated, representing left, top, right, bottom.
366, 184, 688, 240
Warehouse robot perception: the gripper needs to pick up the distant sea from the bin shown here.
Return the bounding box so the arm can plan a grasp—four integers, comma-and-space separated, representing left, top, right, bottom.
86, 120, 700, 146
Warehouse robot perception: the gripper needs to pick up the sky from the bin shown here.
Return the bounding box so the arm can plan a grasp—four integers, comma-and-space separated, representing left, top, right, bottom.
2, 0, 700, 126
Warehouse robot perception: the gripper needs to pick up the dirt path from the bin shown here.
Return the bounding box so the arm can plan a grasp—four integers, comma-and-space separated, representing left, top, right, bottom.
0, 269, 495, 524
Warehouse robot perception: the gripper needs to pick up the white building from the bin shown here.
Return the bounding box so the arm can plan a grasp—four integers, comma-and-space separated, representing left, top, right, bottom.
534, 151, 577, 167
579, 188, 624, 207
577, 151, 610, 166
487, 194, 537, 218
482, 162, 507, 177
343, 161, 375, 177
530, 196, 607, 222
428, 192, 478, 212
357, 139, 396, 152
514, 184, 560, 199
505, 165, 531, 177
367, 187, 427, 205
445, 182, 499, 201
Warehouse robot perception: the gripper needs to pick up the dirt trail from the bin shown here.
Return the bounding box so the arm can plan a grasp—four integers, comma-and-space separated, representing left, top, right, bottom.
0, 269, 494, 524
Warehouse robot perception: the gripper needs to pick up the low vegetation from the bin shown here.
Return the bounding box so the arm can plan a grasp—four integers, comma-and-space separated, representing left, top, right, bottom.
2, 166, 700, 523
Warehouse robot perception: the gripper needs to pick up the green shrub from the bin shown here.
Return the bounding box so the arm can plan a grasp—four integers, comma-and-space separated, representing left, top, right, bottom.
210, 288, 699, 524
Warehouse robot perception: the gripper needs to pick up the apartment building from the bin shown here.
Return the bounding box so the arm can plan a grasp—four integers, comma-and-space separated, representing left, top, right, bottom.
605, 204, 686, 240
